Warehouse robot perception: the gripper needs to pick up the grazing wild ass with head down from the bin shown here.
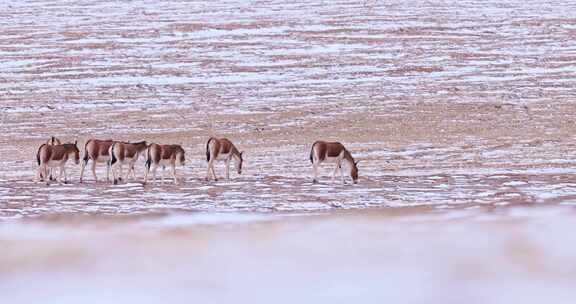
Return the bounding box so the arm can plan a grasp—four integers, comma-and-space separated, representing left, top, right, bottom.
310, 141, 358, 184
144, 143, 185, 185
41, 136, 62, 181
36, 141, 80, 184
79, 139, 115, 183
109, 141, 148, 184
205, 137, 243, 181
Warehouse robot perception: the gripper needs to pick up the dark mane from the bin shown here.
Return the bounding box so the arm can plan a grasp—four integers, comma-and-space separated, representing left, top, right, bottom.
344, 149, 355, 163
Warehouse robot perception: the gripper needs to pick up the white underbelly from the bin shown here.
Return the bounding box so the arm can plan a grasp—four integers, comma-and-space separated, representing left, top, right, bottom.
216, 153, 230, 161
95, 155, 110, 163
157, 159, 173, 166
46, 160, 66, 167
116, 156, 137, 164
322, 156, 341, 163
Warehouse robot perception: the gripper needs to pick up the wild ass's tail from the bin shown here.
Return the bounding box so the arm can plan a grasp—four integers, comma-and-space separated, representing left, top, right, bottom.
82, 140, 91, 165
36, 143, 46, 179
206, 137, 215, 162
110, 143, 118, 166
36, 144, 46, 166
309, 142, 317, 164
145, 146, 152, 170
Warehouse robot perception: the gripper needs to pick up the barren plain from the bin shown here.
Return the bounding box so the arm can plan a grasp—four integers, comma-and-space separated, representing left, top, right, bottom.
1, 0, 576, 303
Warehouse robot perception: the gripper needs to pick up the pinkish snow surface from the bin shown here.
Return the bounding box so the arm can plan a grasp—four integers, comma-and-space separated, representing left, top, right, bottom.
1, 0, 576, 303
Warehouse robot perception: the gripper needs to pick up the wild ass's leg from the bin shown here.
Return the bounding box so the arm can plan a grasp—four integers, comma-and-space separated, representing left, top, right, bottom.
340, 163, 346, 185
91, 160, 98, 182
63, 165, 69, 184
144, 163, 150, 185
45, 165, 50, 184
205, 162, 212, 181
112, 162, 119, 185
331, 161, 341, 184
152, 164, 159, 185
79, 158, 88, 183
211, 163, 218, 181
36, 163, 45, 182
106, 161, 110, 183
131, 154, 139, 180
43, 164, 50, 185
117, 162, 123, 183
129, 159, 137, 181
57, 164, 64, 184
312, 161, 320, 184
110, 161, 116, 184
206, 158, 217, 181
171, 164, 178, 185
225, 157, 231, 180
206, 158, 218, 181
124, 161, 134, 182
60, 165, 69, 184
115, 162, 124, 184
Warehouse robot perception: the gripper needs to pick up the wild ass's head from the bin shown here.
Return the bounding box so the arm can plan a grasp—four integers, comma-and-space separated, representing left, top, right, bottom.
176, 146, 185, 165
236, 151, 244, 174
351, 160, 359, 184
344, 150, 359, 184
64, 141, 80, 165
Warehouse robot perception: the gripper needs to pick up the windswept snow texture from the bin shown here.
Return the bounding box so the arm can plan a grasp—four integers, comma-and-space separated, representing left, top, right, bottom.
1, 0, 576, 216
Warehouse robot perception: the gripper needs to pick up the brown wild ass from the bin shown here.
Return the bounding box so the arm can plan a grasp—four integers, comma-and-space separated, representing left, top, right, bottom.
79, 139, 115, 183
109, 141, 148, 184
205, 137, 243, 181
36, 141, 80, 184
144, 143, 185, 185
309, 141, 358, 184
41, 136, 62, 181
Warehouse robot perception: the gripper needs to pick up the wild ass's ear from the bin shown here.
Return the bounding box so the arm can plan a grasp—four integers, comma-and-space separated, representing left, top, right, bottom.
354, 160, 359, 166
240, 151, 244, 157
74, 140, 78, 146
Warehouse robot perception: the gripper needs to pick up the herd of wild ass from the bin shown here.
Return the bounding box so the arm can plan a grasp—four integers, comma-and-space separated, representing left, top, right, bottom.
36, 137, 360, 186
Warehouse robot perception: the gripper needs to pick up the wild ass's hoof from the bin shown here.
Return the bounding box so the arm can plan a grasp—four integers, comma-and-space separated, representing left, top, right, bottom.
312, 179, 318, 184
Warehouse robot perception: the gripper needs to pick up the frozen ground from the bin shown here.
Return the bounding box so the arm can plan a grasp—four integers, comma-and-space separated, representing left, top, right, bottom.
3, 207, 576, 304
1, 0, 576, 302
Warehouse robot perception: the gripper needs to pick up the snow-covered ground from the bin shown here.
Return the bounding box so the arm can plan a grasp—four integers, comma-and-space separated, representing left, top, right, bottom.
3, 207, 576, 304
1, 0, 576, 302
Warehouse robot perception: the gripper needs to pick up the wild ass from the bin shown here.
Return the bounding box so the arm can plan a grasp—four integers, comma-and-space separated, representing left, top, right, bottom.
36, 141, 80, 184
79, 139, 115, 183
108, 141, 148, 184
309, 141, 358, 184
144, 143, 185, 185
42, 136, 62, 181
205, 137, 243, 181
